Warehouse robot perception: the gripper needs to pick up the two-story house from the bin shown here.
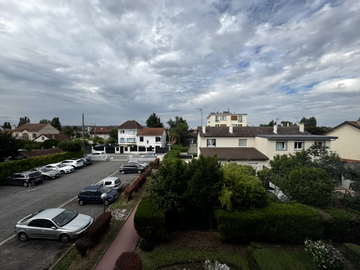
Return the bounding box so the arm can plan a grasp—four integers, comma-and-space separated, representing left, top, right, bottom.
325, 118, 360, 162
11, 123, 59, 140
117, 120, 143, 148
197, 123, 337, 170
137, 127, 166, 149
90, 126, 111, 140
207, 110, 248, 127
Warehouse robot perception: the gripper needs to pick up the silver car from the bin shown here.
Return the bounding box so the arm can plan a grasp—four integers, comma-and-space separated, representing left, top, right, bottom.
32, 167, 60, 180
92, 177, 123, 192
61, 159, 84, 168
14, 208, 93, 243
45, 163, 75, 174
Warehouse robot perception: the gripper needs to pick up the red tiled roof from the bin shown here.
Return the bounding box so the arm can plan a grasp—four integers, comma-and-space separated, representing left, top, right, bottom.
117, 120, 143, 129
137, 127, 165, 136
42, 134, 70, 141
12, 123, 49, 132
20, 148, 64, 158
200, 147, 269, 161
90, 126, 111, 134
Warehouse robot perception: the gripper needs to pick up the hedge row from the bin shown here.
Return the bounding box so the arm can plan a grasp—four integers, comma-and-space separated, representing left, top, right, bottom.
134, 196, 168, 242
0, 150, 84, 180
149, 158, 160, 169
215, 203, 325, 244
75, 211, 112, 256
124, 167, 152, 202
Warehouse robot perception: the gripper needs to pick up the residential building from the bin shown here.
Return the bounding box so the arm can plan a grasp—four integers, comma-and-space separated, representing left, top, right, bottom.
207, 110, 247, 127
117, 120, 143, 147
90, 126, 111, 140
33, 134, 70, 142
137, 127, 166, 148
197, 123, 337, 170
324, 118, 360, 162
11, 123, 59, 140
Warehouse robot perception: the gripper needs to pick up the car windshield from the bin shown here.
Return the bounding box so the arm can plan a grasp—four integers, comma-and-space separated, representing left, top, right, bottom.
100, 186, 112, 194
52, 209, 78, 227
40, 167, 51, 172
57, 164, 66, 168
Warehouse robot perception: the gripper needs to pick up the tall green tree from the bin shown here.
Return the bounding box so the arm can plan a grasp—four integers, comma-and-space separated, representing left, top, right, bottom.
61, 126, 74, 138
300, 116, 317, 127
260, 120, 276, 126
167, 116, 187, 130
18, 116, 30, 127
109, 128, 118, 142
146, 113, 164, 128
0, 132, 21, 162
171, 122, 189, 145
51, 117, 62, 131
39, 119, 50, 124
2, 122, 11, 129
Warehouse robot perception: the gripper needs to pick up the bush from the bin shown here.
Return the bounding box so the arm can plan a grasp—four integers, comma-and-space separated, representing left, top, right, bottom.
124, 185, 136, 202
138, 238, 155, 252
113, 251, 142, 270
163, 150, 180, 161
75, 242, 87, 257
84, 211, 112, 246
134, 196, 168, 242
216, 202, 324, 244
277, 167, 334, 207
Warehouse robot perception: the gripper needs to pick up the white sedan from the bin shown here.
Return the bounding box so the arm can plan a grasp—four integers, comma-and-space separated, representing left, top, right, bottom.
45, 163, 75, 174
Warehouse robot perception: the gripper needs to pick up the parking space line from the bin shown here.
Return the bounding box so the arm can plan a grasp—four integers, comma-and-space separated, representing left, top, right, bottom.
0, 235, 15, 247
58, 196, 78, 209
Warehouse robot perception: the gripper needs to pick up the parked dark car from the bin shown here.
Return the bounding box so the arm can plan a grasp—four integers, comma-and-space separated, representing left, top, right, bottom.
3, 171, 43, 187
82, 156, 92, 166
77, 185, 119, 206
14, 208, 93, 243
32, 167, 60, 180
119, 163, 145, 174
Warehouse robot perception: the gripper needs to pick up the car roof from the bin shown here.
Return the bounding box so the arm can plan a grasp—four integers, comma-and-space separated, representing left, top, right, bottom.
100, 177, 119, 182
82, 185, 102, 191
33, 208, 65, 219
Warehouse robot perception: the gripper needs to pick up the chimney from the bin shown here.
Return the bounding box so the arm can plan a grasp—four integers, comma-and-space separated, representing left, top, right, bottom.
357, 117, 360, 125
299, 123, 305, 132
229, 125, 233, 133
202, 124, 206, 133
273, 125, 277, 134
287, 123, 289, 127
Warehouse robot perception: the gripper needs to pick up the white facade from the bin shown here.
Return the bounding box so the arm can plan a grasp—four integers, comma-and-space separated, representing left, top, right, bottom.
137, 129, 166, 148
207, 111, 247, 127
118, 128, 140, 145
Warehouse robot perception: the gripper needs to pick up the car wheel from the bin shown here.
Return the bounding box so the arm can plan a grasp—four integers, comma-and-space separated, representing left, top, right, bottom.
60, 170, 65, 175
3, 180, 8, 186
104, 200, 109, 206
45, 176, 49, 180
78, 200, 84, 206
59, 234, 70, 243
137, 170, 142, 174
120, 170, 125, 174
23, 182, 28, 187
18, 232, 28, 242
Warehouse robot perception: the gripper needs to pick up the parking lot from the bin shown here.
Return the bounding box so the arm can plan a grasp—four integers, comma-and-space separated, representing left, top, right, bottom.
0, 159, 141, 270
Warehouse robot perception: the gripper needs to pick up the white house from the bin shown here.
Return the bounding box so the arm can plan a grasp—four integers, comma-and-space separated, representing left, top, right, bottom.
11, 123, 59, 140
197, 123, 338, 170
90, 126, 111, 140
137, 127, 166, 148
207, 110, 248, 127
325, 118, 360, 162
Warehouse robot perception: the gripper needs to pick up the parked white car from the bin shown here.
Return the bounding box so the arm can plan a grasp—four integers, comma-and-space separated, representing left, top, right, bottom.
45, 163, 75, 174
141, 153, 157, 158
92, 177, 123, 192
61, 159, 84, 168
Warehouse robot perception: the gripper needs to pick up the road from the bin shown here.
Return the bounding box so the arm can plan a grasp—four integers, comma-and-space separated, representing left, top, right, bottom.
0, 159, 139, 270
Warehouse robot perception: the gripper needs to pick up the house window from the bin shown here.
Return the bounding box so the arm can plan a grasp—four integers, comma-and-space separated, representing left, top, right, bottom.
294, 141, 304, 151
231, 116, 237, 120
215, 116, 219, 122
276, 142, 287, 151
215, 124, 219, 127
315, 141, 325, 148
238, 116, 242, 122
239, 139, 247, 147
207, 139, 216, 147
220, 116, 226, 121
156, 137, 161, 142
42, 136, 44, 141
140, 137, 143, 142
120, 130, 125, 133
128, 130, 135, 134
32, 133, 37, 138
15, 133, 18, 138
22, 133, 28, 140
120, 138, 125, 142
127, 138, 135, 142
232, 124, 237, 127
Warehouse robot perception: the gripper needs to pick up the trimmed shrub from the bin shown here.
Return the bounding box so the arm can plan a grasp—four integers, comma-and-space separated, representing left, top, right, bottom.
75, 242, 87, 257
113, 251, 142, 270
134, 196, 168, 242
84, 211, 112, 246
138, 238, 155, 252
124, 185, 136, 202
323, 207, 359, 242
216, 203, 324, 244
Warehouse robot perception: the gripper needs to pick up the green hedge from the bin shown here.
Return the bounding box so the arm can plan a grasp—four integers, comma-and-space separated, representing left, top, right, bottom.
134, 196, 168, 242
323, 207, 359, 242
216, 203, 324, 244
163, 150, 180, 161
0, 150, 84, 180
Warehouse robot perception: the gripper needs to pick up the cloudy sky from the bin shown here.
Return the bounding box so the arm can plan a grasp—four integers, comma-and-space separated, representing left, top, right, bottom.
1, 0, 359, 129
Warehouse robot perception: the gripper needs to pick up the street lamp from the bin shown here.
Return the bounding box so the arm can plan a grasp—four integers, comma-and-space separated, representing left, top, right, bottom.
195, 108, 202, 127
101, 193, 108, 213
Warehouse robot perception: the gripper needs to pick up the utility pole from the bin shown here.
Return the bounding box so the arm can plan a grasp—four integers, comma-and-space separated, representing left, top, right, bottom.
195, 108, 203, 127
